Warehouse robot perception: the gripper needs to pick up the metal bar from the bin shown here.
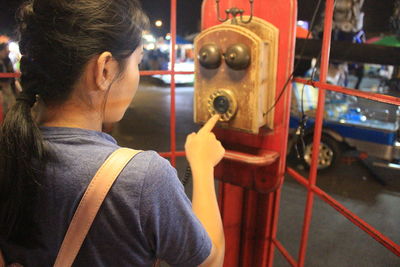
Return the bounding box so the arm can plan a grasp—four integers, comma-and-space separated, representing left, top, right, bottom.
0, 73, 19, 78
272, 238, 298, 267
222, 184, 244, 267
294, 78, 400, 106
158, 151, 186, 158
223, 149, 279, 166
287, 167, 400, 257
239, 190, 257, 266
263, 192, 275, 267
0, 71, 195, 78
266, 190, 280, 267
297, 0, 335, 266
140, 70, 194, 76
170, 0, 177, 166
267, 0, 299, 264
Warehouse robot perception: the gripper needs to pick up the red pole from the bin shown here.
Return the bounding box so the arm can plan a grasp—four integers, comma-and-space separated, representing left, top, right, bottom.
293, 78, 400, 106
140, 70, 194, 76
287, 167, 400, 257
297, 0, 335, 266
0, 73, 20, 78
170, 0, 177, 166
272, 238, 298, 267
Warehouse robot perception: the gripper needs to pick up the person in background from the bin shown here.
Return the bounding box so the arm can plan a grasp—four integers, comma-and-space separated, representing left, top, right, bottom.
0, 36, 22, 114
0, 0, 225, 266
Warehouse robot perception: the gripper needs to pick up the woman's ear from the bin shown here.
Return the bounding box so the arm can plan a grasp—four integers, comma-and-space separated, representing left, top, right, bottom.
95, 52, 118, 91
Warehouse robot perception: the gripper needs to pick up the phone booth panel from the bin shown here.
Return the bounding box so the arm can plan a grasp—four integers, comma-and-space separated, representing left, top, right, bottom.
198, 0, 297, 266
194, 19, 278, 133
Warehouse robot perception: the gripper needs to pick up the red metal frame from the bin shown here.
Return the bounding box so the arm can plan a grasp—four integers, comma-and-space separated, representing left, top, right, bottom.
2, 0, 400, 265
200, 0, 400, 266
278, 1, 400, 266
201, 1, 297, 266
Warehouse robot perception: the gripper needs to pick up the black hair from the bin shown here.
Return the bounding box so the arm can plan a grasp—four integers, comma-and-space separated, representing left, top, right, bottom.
0, 0, 148, 244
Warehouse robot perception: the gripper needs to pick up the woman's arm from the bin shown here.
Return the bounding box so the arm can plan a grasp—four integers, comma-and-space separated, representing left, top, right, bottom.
185, 115, 225, 266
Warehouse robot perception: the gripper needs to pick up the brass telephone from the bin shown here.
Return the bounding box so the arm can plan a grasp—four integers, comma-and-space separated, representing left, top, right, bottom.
194, 17, 279, 134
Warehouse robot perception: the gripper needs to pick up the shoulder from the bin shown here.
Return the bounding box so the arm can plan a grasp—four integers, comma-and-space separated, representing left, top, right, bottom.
122, 150, 177, 179
129, 150, 181, 193
114, 150, 181, 196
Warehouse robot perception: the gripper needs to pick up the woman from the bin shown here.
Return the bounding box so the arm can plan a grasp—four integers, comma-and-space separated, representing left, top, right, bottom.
0, 0, 225, 266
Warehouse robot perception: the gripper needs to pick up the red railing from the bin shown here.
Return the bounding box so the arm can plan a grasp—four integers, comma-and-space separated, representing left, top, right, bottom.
272, 0, 400, 266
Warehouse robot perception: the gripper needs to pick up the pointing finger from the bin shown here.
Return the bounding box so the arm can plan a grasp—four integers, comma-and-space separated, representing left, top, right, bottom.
199, 114, 220, 134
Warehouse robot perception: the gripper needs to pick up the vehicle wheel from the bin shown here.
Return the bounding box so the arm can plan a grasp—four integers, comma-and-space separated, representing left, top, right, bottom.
302, 135, 342, 171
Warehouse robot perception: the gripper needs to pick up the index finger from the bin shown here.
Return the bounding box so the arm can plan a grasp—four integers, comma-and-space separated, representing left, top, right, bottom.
199, 114, 220, 134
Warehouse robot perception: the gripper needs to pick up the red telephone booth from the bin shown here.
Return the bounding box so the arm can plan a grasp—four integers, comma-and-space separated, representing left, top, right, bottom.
1, 0, 399, 265
198, 1, 296, 266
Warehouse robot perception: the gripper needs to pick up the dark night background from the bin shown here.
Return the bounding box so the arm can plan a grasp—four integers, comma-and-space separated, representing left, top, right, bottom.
0, 0, 395, 39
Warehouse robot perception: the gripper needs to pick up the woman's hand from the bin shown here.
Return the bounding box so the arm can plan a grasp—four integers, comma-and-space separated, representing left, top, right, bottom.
185, 115, 225, 168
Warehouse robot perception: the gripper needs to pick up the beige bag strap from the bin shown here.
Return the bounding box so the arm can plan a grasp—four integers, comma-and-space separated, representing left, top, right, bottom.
53, 148, 142, 267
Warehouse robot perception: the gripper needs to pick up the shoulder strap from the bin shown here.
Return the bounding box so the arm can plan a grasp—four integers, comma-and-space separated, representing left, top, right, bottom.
53, 148, 142, 267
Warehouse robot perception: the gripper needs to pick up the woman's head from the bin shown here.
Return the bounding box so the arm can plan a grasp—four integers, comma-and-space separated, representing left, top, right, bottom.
0, 0, 148, 243
17, 0, 148, 107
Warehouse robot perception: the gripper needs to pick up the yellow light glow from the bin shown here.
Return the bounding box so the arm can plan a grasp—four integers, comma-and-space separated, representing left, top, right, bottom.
155, 20, 163, 28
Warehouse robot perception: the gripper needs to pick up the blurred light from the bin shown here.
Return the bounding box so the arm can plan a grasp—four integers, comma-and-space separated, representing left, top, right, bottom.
165, 33, 171, 40
297, 20, 309, 30
145, 43, 156, 50
143, 33, 156, 43
8, 42, 20, 54
155, 20, 163, 28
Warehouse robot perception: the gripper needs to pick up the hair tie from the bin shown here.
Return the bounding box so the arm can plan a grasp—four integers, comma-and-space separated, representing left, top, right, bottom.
16, 92, 36, 107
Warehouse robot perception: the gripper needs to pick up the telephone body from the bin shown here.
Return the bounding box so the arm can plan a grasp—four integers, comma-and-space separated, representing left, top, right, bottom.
197, 1, 296, 265
194, 7, 295, 193
194, 17, 278, 134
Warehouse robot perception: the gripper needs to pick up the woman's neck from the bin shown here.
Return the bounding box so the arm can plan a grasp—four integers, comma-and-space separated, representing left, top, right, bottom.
37, 100, 103, 132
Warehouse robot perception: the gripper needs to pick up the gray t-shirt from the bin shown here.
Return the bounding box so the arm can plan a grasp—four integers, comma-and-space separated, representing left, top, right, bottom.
2, 127, 211, 266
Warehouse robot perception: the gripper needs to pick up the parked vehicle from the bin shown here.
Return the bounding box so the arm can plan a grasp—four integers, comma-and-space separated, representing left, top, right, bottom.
289, 81, 400, 171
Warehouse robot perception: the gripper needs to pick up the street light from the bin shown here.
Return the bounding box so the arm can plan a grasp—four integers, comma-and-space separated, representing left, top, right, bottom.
155, 20, 163, 28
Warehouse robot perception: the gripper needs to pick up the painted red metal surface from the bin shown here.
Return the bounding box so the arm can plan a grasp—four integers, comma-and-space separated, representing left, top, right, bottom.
169, 0, 177, 167
297, 1, 334, 266
202, 0, 297, 266
0, 73, 19, 78
202, 0, 400, 266
0, 70, 182, 78
140, 71, 194, 76
272, 238, 297, 267
294, 78, 400, 106
287, 167, 400, 257
0, 71, 194, 78
158, 151, 185, 158
223, 150, 279, 166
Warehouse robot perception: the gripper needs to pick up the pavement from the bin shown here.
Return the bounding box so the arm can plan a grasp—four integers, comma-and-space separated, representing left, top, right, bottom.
110, 78, 400, 267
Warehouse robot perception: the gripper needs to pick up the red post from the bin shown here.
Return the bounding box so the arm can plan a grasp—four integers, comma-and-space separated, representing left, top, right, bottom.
201, 0, 297, 266
170, 0, 177, 166
297, 0, 335, 266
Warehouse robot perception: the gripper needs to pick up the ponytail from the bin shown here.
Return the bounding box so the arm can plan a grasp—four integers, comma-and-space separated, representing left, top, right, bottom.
0, 86, 46, 244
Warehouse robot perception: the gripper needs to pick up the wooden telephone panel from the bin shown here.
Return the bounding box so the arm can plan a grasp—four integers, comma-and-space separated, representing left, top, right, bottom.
194, 17, 278, 134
